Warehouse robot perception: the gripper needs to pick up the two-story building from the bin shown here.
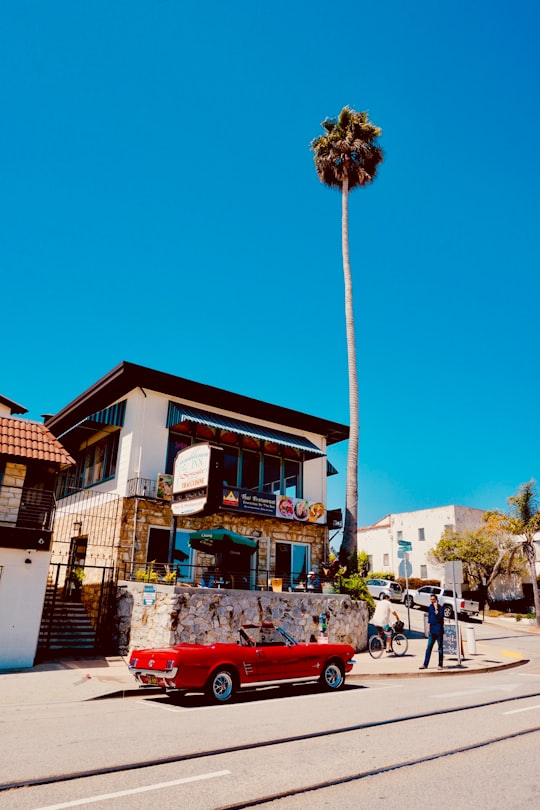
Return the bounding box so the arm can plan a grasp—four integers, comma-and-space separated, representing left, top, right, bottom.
0, 396, 74, 668
44, 362, 348, 600
357, 505, 487, 581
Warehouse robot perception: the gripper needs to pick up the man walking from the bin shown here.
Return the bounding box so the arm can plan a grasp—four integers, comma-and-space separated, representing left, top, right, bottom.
419, 594, 444, 670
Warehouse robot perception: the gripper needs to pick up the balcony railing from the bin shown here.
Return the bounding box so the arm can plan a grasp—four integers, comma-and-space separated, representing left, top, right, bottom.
117, 560, 340, 594
0, 485, 55, 531
126, 477, 160, 499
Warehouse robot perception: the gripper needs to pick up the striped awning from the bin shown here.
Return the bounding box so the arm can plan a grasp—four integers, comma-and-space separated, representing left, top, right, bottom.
167, 402, 325, 458
57, 400, 126, 439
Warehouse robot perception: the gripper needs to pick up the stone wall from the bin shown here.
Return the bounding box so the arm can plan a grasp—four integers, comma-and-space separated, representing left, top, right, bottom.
116, 582, 368, 654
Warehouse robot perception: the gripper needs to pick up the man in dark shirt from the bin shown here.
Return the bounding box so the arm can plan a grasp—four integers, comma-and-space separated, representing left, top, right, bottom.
419, 594, 444, 670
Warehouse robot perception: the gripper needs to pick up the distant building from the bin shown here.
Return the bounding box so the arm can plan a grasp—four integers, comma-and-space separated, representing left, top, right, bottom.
0, 408, 74, 668
357, 505, 487, 581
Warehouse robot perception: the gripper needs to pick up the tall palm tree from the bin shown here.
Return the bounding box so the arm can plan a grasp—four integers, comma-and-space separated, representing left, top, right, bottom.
311, 107, 383, 568
487, 480, 540, 626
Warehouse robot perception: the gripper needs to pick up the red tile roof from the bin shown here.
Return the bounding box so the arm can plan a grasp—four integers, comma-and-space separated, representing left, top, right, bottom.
0, 417, 75, 465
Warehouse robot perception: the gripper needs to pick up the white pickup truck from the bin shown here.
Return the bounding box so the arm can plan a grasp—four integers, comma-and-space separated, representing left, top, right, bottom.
404, 585, 480, 619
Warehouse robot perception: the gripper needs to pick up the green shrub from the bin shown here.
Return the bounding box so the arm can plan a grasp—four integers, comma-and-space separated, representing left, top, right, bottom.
340, 574, 375, 618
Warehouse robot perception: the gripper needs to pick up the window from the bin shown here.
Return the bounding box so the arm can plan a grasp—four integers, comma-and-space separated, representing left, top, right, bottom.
368, 555, 373, 572
222, 447, 239, 487
57, 431, 119, 497
275, 541, 310, 590
383, 553, 389, 566
284, 459, 300, 498
420, 565, 428, 578
262, 455, 281, 493
241, 450, 260, 490
444, 524, 454, 533
397, 530, 403, 541
166, 430, 305, 498
418, 527, 425, 541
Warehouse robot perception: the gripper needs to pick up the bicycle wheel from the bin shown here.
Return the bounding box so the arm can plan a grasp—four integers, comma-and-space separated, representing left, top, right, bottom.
369, 634, 384, 658
392, 633, 408, 656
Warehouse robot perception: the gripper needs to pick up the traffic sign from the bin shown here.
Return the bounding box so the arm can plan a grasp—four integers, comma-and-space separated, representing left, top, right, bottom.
398, 540, 412, 551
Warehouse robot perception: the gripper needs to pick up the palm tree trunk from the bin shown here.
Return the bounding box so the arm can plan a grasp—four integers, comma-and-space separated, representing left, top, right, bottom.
339, 176, 359, 568
524, 540, 540, 626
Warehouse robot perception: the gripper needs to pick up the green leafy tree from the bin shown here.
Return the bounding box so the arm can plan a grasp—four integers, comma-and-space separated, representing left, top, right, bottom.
428, 525, 524, 593
486, 480, 540, 626
357, 550, 370, 577
311, 107, 383, 569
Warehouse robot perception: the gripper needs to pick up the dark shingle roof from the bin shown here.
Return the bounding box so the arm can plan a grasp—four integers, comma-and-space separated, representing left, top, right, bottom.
0, 417, 75, 465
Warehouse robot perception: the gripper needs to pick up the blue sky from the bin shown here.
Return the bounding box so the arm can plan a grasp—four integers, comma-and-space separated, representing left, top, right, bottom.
2, 1, 539, 535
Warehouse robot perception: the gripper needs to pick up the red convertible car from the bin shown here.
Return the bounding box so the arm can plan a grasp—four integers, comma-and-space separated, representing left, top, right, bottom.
128, 622, 356, 703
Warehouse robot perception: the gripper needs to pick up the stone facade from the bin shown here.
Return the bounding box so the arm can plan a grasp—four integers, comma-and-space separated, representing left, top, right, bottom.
116, 581, 368, 655
0, 462, 25, 526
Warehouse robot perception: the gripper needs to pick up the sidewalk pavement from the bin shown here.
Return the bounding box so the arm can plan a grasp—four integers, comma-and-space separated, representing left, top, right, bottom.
0, 618, 536, 707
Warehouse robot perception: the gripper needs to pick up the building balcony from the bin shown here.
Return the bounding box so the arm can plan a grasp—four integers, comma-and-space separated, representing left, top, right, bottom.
0, 484, 55, 550
126, 477, 161, 499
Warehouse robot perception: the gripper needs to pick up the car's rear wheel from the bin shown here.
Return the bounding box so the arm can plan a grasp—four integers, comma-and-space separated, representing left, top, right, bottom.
206, 668, 237, 704
379, 592, 387, 600
443, 604, 453, 619
404, 595, 414, 608
320, 660, 345, 691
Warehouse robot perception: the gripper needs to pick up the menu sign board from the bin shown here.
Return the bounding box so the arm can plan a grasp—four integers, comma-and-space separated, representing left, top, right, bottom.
172, 444, 222, 516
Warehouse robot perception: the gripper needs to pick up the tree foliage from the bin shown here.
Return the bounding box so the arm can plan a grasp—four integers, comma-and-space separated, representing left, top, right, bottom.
485, 480, 540, 626
428, 525, 524, 591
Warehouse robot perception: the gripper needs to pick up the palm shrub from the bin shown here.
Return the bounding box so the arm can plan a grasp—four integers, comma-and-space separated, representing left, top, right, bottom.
340, 573, 375, 617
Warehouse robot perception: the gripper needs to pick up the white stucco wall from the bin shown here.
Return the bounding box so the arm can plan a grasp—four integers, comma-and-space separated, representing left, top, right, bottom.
357, 505, 487, 581
0, 548, 50, 669
110, 389, 328, 503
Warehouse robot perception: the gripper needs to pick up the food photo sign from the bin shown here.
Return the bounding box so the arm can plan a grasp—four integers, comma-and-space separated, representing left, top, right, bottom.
276, 495, 326, 524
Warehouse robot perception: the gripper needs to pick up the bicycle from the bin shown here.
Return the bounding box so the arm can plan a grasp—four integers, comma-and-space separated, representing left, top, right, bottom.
368, 620, 408, 658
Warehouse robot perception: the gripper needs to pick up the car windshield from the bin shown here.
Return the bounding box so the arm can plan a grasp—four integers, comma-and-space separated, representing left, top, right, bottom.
239, 625, 298, 647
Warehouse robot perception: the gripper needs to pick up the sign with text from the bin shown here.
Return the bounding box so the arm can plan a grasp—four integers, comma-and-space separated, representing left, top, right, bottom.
221, 488, 326, 523
443, 623, 459, 656
171, 443, 223, 516
222, 487, 277, 516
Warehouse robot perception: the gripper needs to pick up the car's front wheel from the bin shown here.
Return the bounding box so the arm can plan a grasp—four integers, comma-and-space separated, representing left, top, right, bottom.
320, 660, 345, 691
206, 668, 237, 704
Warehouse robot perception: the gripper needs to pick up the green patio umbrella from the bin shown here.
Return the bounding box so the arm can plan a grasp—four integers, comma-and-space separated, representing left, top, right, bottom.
188, 527, 258, 553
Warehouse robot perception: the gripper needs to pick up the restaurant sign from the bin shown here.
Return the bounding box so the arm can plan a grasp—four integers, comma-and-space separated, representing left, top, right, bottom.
222, 488, 326, 524
171, 443, 223, 516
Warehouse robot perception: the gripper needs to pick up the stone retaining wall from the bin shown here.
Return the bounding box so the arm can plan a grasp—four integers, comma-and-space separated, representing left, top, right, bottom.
116, 582, 368, 654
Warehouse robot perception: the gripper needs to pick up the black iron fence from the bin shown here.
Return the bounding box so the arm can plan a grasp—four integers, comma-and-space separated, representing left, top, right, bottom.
117, 560, 337, 593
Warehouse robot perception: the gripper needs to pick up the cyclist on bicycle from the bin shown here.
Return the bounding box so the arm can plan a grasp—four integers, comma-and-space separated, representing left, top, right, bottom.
372, 593, 400, 653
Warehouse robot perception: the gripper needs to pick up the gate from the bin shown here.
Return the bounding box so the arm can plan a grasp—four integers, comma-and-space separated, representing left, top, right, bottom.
38, 563, 118, 656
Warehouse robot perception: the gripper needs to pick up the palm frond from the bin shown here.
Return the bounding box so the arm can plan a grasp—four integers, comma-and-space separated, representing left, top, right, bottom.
311, 106, 383, 191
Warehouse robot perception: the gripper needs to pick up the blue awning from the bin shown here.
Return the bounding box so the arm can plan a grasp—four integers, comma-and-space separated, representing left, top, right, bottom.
57, 400, 127, 439
167, 402, 325, 458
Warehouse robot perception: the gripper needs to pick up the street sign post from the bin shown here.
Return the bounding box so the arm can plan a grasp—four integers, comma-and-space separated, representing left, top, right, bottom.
397, 540, 412, 629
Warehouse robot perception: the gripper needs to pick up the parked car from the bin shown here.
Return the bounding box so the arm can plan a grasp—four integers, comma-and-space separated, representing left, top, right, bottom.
365, 578, 403, 602
403, 586, 480, 619
128, 622, 356, 704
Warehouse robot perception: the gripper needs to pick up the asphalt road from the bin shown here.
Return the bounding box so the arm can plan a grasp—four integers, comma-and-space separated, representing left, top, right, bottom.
2, 631, 540, 809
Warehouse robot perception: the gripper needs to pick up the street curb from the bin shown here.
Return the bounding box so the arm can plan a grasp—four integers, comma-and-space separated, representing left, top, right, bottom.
347, 658, 530, 680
